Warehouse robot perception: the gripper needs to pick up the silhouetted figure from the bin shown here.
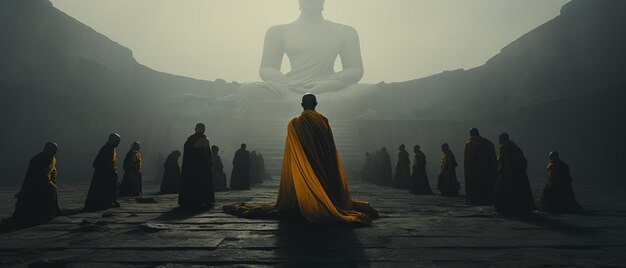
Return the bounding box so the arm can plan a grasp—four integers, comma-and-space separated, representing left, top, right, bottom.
12, 142, 60, 225
250, 151, 263, 184
84, 133, 121, 212
361, 152, 373, 182
374, 147, 393, 186
119, 141, 143, 197
438, 143, 460, 196
230, 144, 251, 190
211, 145, 229, 191
411, 145, 433, 195
160, 150, 182, 194
257, 153, 271, 181
494, 133, 534, 217
537, 152, 582, 213
464, 128, 498, 205
224, 94, 378, 224
394, 144, 411, 189
179, 123, 215, 209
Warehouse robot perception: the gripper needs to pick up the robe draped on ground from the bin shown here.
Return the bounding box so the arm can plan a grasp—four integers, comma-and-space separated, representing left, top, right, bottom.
537, 159, 582, 213
394, 149, 411, 189
464, 136, 498, 205
494, 141, 535, 216
212, 152, 229, 191
438, 150, 460, 196
411, 150, 433, 195
230, 148, 251, 190
224, 110, 378, 225
179, 133, 215, 208
13, 153, 60, 224
160, 153, 181, 194
84, 145, 118, 212
119, 149, 142, 197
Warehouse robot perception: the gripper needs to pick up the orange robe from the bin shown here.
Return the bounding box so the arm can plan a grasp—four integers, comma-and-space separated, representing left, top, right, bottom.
84, 145, 118, 212
537, 159, 582, 212
13, 153, 60, 224
224, 110, 378, 224
119, 149, 142, 197
437, 150, 460, 196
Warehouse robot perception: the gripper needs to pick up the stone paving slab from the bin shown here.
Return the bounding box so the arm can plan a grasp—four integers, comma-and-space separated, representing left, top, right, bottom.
1, 179, 626, 267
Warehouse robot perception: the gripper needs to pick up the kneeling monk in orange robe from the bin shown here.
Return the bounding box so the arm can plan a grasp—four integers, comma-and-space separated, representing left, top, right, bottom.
224, 94, 378, 224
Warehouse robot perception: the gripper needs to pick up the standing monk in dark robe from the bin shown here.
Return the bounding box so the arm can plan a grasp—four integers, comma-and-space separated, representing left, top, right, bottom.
179, 123, 215, 208
212, 145, 229, 191
84, 133, 121, 212
361, 152, 372, 182
494, 133, 535, 217
224, 94, 378, 224
411, 145, 433, 195
230, 144, 251, 190
250, 151, 263, 184
438, 143, 460, 196
258, 153, 271, 181
119, 141, 143, 197
464, 128, 498, 205
537, 151, 582, 213
393, 144, 411, 189
13, 142, 60, 225
160, 150, 182, 194
374, 148, 393, 186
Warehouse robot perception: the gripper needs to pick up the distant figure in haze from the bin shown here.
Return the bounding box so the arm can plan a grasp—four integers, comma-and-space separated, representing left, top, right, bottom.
224, 94, 378, 224
230, 144, 251, 190
537, 151, 582, 213
84, 133, 121, 212
119, 141, 143, 197
218, 0, 364, 113
494, 133, 534, 217
211, 145, 229, 192
179, 123, 215, 209
464, 128, 498, 205
160, 150, 182, 194
250, 151, 263, 184
361, 152, 373, 182
12, 142, 60, 225
257, 153, 271, 181
410, 145, 433, 195
437, 143, 460, 196
374, 147, 393, 186
393, 144, 411, 189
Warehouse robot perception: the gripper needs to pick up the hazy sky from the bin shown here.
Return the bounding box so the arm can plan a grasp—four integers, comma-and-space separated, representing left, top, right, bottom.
50, 0, 569, 83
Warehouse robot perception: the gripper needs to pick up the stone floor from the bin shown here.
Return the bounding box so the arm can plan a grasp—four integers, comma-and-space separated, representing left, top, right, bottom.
1, 179, 626, 267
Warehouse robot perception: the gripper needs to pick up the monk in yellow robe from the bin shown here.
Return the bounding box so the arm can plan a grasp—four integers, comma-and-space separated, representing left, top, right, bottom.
437, 143, 460, 196
411, 145, 433, 195
119, 141, 143, 197
494, 133, 535, 217
224, 94, 378, 225
393, 144, 411, 189
12, 142, 60, 225
84, 133, 121, 212
537, 151, 582, 213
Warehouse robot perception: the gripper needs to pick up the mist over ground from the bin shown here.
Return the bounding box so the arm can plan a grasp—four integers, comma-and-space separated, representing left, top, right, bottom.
0, 0, 624, 189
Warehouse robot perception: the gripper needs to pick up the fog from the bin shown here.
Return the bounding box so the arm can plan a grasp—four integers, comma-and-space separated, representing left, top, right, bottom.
49, 0, 567, 83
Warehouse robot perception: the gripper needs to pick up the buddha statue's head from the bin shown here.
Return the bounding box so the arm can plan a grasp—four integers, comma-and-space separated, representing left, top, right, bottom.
299, 0, 325, 11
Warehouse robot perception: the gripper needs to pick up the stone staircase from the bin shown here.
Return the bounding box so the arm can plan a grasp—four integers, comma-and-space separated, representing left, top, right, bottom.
240, 120, 363, 179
